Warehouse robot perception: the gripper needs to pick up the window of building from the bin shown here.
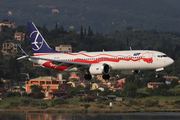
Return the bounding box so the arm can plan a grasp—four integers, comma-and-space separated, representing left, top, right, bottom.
46, 81, 51, 84
40, 81, 45, 84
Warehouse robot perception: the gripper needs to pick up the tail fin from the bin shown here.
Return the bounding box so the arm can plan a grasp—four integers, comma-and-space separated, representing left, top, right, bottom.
27, 22, 59, 56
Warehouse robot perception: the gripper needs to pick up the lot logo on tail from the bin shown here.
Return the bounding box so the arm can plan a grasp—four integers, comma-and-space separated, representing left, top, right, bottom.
30, 31, 43, 51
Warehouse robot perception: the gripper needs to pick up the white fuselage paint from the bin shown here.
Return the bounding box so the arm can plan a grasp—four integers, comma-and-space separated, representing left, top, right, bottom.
30, 50, 174, 73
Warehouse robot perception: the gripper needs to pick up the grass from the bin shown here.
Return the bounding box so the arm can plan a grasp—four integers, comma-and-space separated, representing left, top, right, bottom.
0, 96, 180, 113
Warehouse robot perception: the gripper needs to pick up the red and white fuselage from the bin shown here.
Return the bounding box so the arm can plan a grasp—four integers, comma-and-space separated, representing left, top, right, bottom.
17, 22, 174, 79
30, 50, 174, 73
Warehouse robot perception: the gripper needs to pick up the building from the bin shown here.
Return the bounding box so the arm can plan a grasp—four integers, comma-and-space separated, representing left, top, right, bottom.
0, 87, 7, 100
26, 76, 71, 93
69, 72, 85, 82
147, 82, 164, 89
2, 42, 20, 54
14, 31, 25, 41
117, 78, 126, 84
33, 63, 42, 67
97, 75, 105, 82
103, 81, 118, 88
55, 45, 72, 53
67, 80, 91, 88
163, 75, 179, 82
45, 88, 68, 99
33, 45, 72, 67
91, 83, 103, 90
96, 74, 115, 82
0, 21, 16, 28
67, 81, 81, 87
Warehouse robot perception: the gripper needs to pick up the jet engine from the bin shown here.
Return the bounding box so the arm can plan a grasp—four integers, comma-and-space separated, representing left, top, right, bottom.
89, 63, 110, 75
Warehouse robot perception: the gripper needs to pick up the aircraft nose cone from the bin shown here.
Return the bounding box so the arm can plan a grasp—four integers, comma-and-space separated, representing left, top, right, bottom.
170, 58, 174, 64
168, 58, 174, 65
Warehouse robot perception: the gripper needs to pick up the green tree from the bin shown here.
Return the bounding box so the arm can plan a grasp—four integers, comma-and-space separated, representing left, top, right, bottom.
42, 24, 49, 40
30, 85, 44, 93
84, 104, 91, 112
0, 80, 3, 87
80, 25, 84, 40
30, 85, 45, 99
170, 79, 179, 88
125, 75, 135, 83
122, 83, 138, 98
88, 26, 93, 36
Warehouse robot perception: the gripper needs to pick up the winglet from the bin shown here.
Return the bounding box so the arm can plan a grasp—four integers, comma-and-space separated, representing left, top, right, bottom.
129, 47, 132, 51
17, 45, 29, 60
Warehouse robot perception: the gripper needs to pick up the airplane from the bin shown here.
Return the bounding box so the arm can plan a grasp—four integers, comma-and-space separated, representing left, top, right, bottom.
17, 22, 174, 80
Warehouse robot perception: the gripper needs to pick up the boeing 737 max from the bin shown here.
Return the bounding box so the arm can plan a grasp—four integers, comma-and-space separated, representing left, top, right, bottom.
17, 22, 174, 79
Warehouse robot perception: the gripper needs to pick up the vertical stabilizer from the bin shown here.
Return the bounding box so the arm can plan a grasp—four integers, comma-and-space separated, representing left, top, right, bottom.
27, 22, 59, 56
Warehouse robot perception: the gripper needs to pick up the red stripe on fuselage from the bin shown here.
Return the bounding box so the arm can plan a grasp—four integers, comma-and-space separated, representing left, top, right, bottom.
40, 52, 154, 71
43, 57, 153, 71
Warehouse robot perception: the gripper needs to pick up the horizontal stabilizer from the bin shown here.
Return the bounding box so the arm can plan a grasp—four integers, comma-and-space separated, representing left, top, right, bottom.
17, 45, 29, 60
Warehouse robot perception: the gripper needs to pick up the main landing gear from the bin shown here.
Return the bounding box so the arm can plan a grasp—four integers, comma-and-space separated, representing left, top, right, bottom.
84, 74, 110, 80
84, 74, 92, 80
156, 72, 159, 78
83, 69, 110, 80
102, 74, 110, 79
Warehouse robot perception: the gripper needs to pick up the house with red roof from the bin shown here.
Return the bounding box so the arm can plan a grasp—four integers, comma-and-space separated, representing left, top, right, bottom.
0, 21, 16, 28
45, 88, 68, 99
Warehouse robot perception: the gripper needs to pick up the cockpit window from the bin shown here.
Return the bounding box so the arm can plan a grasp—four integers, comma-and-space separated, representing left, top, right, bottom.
163, 55, 168, 57
157, 55, 168, 58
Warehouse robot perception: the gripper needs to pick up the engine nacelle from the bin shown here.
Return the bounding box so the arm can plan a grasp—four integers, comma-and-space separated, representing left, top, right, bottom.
89, 63, 110, 75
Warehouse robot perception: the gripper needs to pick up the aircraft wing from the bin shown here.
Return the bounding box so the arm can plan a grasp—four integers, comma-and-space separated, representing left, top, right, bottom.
30, 56, 91, 70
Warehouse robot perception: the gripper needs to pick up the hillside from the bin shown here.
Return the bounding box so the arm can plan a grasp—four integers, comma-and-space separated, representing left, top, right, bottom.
1, 0, 180, 34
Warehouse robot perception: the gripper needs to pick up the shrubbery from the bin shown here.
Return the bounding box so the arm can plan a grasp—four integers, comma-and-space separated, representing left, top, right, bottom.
97, 97, 108, 103
144, 100, 159, 107
128, 99, 138, 105
7, 92, 21, 97
174, 100, 180, 105
51, 98, 69, 107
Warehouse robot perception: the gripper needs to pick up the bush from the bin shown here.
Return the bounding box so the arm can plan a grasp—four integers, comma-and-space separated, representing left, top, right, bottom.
20, 99, 31, 106
51, 98, 69, 107
97, 97, 108, 103
22, 92, 28, 97
38, 103, 48, 109
144, 100, 159, 107
174, 100, 180, 105
20, 87, 26, 91
128, 99, 138, 105
7, 92, 21, 97
84, 104, 91, 110
32, 93, 45, 99
30, 101, 39, 107
165, 101, 169, 104
10, 102, 19, 107
97, 104, 105, 108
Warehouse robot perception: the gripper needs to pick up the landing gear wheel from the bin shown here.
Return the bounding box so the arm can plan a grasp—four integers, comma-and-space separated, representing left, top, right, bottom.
102, 74, 110, 79
156, 73, 159, 78
84, 74, 92, 80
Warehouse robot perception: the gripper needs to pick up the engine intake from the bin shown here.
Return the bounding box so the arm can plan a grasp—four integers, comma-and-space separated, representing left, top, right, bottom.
89, 63, 110, 75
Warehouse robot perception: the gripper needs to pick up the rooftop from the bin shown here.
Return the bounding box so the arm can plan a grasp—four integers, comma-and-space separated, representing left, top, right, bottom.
30, 76, 58, 81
